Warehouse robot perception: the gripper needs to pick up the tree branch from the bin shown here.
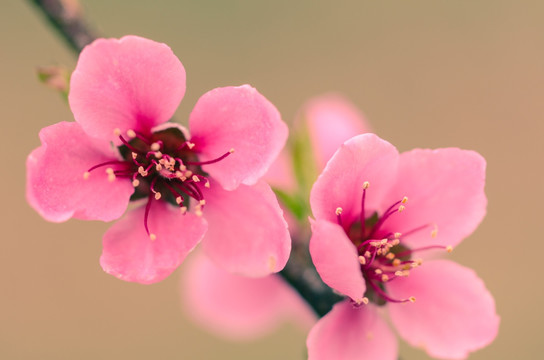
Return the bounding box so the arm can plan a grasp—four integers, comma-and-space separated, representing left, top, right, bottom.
28, 0, 97, 54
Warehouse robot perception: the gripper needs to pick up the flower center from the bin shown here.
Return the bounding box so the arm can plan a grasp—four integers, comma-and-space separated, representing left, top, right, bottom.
84, 126, 233, 240
335, 182, 450, 306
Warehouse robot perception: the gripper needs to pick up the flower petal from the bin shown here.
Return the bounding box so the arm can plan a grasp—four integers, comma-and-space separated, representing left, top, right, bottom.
310, 133, 399, 226
189, 85, 288, 190
200, 180, 291, 277
382, 148, 487, 248
302, 93, 370, 171
181, 252, 315, 340
69, 36, 186, 143
387, 260, 499, 359
309, 219, 366, 303
307, 301, 398, 360
100, 201, 207, 284
26, 122, 134, 222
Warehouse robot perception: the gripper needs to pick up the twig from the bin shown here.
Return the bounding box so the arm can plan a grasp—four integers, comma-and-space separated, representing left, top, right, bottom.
27, 0, 97, 54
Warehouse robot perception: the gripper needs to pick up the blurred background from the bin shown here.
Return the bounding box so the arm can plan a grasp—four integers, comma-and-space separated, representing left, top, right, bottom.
1, 0, 542, 359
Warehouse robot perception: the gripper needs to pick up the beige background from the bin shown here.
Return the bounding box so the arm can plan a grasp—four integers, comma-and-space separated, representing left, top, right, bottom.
1, 0, 542, 359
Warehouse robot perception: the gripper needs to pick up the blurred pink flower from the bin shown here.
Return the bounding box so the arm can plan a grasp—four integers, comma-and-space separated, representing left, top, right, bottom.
307, 134, 499, 359
26, 36, 290, 283
181, 252, 315, 340
265, 93, 371, 192
180, 94, 369, 339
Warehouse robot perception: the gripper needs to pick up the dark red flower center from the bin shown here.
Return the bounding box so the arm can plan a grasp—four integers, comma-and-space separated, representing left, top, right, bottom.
84, 126, 232, 239
335, 181, 450, 306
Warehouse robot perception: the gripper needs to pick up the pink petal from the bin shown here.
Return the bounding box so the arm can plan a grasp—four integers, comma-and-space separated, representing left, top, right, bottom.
387, 260, 499, 359
309, 219, 366, 303
189, 85, 288, 190
69, 36, 186, 143
301, 93, 371, 171
262, 149, 296, 192
381, 148, 487, 249
307, 301, 398, 360
200, 180, 291, 277
100, 201, 207, 284
310, 133, 399, 226
181, 252, 315, 340
26, 122, 134, 222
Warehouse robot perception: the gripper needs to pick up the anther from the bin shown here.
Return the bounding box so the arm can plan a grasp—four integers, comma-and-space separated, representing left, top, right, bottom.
127, 129, 136, 138
374, 269, 383, 275
184, 170, 193, 178
180, 206, 187, 214
358, 256, 366, 265
431, 226, 438, 238
131, 152, 138, 160
155, 163, 162, 171
392, 259, 401, 267
187, 142, 195, 149
83, 172, 90, 180
199, 200, 206, 206
386, 253, 395, 260
391, 239, 400, 246
335, 207, 343, 215
106, 168, 115, 182
394, 232, 402, 239
381, 274, 389, 282
229, 148, 235, 154
363, 181, 370, 189
113, 128, 121, 136
192, 175, 200, 182
402, 196, 408, 204
204, 181, 210, 188
154, 151, 163, 159
361, 297, 369, 305
150, 142, 161, 151
446, 245, 453, 253
154, 192, 162, 200
132, 179, 140, 187
409, 296, 416, 303
150, 233, 157, 241
176, 196, 183, 204
364, 251, 371, 258
398, 205, 405, 212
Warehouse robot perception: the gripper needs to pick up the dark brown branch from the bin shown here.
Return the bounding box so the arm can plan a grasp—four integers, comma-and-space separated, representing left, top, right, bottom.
28, 0, 98, 54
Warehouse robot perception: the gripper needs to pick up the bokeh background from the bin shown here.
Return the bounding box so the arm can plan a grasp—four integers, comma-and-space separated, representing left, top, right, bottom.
2, 0, 542, 359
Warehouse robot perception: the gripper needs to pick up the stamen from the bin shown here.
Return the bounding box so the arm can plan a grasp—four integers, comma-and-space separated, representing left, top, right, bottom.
150, 233, 157, 241
113, 128, 121, 136
83, 172, 90, 180
150, 142, 161, 151
184, 148, 234, 166
358, 255, 366, 265
127, 129, 136, 138
132, 179, 140, 187
360, 181, 369, 237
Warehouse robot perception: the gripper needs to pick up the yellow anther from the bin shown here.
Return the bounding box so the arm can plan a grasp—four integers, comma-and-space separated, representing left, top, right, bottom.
184, 170, 193, 178
127, 129, 136, 138
187, 142, 195, 149
380, 239, 388, 245
178, 165, 187, 172
392, 259, 401, 267
175, 171, 183, 178
199, 200, 206, 206
268, 256, 277, 272
394, 232, 402, 239
229, 148, 235, 153
113, 128, 121, 136
374, 269, 383, 275
363, 181, 370, 189
361, 297, 369, 305
402, 196, 408, 204
386, 253, 395, 260
446, 245, 453, 253
180, 206, 188, 214
83, 172, 90, 180
195, 209, 203, 217
358, 255, 366, 265
381, 274, 389, 282
176, 196, 182, 204
204, 181, 211, 188
131, 152, 138, 160
192, 175, 200, 182
431, 227, 438, 238
398, 205, 405, 212
154, 192, 162, 200
409, 296, 416, 303
105, 168, 114, 174
335, 207, 343, 215
155, 164, 162, 171
150, 142, 161, 151
132, 179, 140, 187
391, 239, 400, 246
150, 233, 157, 241
364, 251, 371, 258
154, 151, 163, 159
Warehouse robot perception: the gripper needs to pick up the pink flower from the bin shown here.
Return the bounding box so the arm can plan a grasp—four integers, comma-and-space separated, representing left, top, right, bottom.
180, 252, 315, 340
26, 36, 290, 283
307, 134, 499, 359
